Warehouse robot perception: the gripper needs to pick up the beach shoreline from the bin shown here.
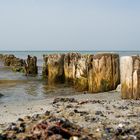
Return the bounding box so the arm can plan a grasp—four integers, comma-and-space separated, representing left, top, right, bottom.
0, 91, 140, 139
0, 90, 120, 129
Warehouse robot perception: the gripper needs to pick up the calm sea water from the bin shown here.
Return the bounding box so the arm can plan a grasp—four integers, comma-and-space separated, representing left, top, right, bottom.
0, 50, 140, 57
0, 51, 140, 104
0, 50, 140, 66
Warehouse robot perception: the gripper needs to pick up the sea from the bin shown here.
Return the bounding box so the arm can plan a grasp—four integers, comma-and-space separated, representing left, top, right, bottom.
0, 51, 140, 104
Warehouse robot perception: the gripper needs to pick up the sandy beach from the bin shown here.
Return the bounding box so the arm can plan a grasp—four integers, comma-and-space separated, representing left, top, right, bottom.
0, 88, 140, 139
0, 83, 80, 127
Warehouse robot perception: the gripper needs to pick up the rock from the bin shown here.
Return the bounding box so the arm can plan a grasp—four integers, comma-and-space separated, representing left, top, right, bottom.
70, 136, 79, 140
53, 98, 77, 104
0, 134, 6, 140
74, 109, 89, 116
48, 134, 63, 140
45, 111, 50, 116
88, 53, 120, 93
7, 123, 18, 131
0, 93, 4, 98
116, 84, 121, 92
43, 54, 65, 84
95, 111, 104, 116
118, 123, 124, 128
17, 118, 24, 122
25, 55, 38, 75
120, 56, 140, 99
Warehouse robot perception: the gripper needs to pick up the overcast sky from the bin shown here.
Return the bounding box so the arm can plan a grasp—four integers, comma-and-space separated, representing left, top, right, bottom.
0, 0, 140, 51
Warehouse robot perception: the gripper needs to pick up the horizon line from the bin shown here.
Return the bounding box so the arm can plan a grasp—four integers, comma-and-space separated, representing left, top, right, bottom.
0, 50, 140, 52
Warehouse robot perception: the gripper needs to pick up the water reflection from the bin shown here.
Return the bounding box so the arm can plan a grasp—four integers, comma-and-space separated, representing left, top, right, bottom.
0, 64, 79, 104
24, 81, 43, 96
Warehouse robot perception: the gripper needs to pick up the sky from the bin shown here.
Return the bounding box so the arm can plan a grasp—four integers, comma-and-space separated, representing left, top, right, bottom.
0, 0, 140, 51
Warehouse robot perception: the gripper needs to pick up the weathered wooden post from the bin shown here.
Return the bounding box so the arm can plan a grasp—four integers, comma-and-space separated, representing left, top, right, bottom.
120, 56, 140, 99
64, 53, 88, 91
64, 53, 80, 84
88, 53, 120, 93
26, 55, 38, 75
44, 54, 65, 84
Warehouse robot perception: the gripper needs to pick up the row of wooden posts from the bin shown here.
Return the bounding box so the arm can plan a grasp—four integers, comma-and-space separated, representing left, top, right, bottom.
0, 53, 140, 99
42, 53, 140, 100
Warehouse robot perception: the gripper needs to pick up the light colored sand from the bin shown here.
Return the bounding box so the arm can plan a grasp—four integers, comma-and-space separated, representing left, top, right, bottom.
0, 98, 53, 129
0, 91, 118, 126
0, 90, 140, 132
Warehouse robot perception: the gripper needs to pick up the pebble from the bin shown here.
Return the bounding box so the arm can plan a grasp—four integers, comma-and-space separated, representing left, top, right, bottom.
118, 123, 123, 128
17, 118, 24, 122
70, 136, 79, 140
95, 111, 104, 116
0, 93, 4, 98
45, 111, 50, 116
0, 97, 139, 140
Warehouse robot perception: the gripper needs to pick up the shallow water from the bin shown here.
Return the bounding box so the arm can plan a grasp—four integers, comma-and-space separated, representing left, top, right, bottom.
0, 61, 78, 105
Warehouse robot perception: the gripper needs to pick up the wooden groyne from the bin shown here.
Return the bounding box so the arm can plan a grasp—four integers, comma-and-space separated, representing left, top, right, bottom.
42, 53, 120, 93
1, 52, 140, 99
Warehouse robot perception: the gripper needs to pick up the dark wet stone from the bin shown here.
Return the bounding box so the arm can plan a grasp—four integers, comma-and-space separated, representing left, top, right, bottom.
84, 116, 91, 122
74, 109, 89, 116
0, 93, 4, 98
10, 125, 19, 132
83, 91, 87, 94
45, 111, 50, 116
105, 127, 112, 133
17, 118, 24, 122
0, 135, 6, 140
0, 133, 15, 140
47, 125, 72, 139
115, 128, 123, 136
95, 111, 104, 116
90, 117, 99, 122
118, 106, 129, 110
7, 123, 16, 131
53, 98, 77, 104
24, 116, 31, 120
127, 114, 138, 118
74, 109, 78, 113
20, 122, 26, 128
32, 114, 40, 119
66, 104, 73, 108
69, 112, 75, 116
